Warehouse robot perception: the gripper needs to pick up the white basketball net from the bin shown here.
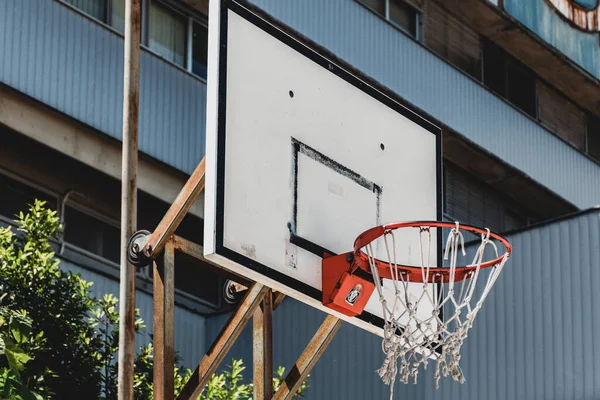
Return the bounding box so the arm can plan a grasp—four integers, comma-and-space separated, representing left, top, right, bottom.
363, 223, 509, 397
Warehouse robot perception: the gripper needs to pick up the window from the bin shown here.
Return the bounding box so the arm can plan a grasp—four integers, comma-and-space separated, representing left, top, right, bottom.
64, 0, 124, 31
0, 173, 57, 221
588, 115, 600, 163
423, 1, 482, 79
65, 0, 107, 21
63, 206, 120, 264
483, 40, 537, 118
62, 0, 209, 79
444, 164, 530, 234
148, 0, 187, 67
358, 0, 420, 38
191, 21, 209, 79
537, 81, 586, 150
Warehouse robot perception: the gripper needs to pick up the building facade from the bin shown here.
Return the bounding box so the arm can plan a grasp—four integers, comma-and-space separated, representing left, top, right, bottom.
0, 0, 599, 398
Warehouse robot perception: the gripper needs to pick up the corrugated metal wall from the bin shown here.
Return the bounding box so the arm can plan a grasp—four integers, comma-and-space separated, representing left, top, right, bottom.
247, 0, 600, 210
0, 0, 206, 174
206, 209, 600, 399
422, 208, 600, 400
205, 298, 422, 399
1, 0, 598, 208
503, 0, 600, 81
61, 259, 207, 370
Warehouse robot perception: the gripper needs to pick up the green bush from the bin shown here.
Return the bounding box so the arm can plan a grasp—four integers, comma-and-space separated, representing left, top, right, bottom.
0, 201, 309, 399
0, 200, 102, 398
0, 295, 44, 400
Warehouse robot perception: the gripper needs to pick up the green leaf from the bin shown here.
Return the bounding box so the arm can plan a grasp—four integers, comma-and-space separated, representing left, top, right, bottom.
9, 375, 44, 400
4, 339, 32, 376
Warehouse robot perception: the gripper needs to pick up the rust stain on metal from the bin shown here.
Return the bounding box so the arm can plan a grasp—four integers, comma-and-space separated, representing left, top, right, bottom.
153, 260, 166, 400
253, 291, 273, 400
272, 292, 286, 310
546, 0, 600, 31
272, 315, 342, 400
143, 157, 206, 259
176, 283, 269, 400
164, 240, 176, 400
118, 0, 142, 397
153, 240, 176, 400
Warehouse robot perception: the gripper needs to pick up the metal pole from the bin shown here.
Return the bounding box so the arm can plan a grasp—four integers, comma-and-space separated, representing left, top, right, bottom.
253, 291, 273, 400
118, 0, 141, 396
154, 240, 176, 400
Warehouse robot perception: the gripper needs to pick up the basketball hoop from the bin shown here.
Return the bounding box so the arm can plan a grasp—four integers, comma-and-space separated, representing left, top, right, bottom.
321, 221, 511, 396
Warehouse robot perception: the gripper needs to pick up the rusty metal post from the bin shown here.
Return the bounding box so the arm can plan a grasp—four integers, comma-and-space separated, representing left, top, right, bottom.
177, 283, 269, 400
272, 315, 342, 400
272, 292, 286, 311
152, 259, 165, 400
142, 157, 205, 259
253, 291, 273, 400
154, 240, 176, 400
117, 0, 141, 397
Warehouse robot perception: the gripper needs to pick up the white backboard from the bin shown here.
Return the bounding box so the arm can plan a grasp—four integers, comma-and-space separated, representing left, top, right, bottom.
204, 0, 442, 336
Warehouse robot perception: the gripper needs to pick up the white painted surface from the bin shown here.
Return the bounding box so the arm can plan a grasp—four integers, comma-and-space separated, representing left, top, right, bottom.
205, 4, 440, 335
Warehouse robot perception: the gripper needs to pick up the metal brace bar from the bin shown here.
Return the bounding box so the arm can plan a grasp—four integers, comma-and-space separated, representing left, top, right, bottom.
272, 291, 286, 311
253, 291, 273, 400
153, 239, 176, 400
143, 157, 205, 259
176, 283, 269, 400
272, 315, 342, 400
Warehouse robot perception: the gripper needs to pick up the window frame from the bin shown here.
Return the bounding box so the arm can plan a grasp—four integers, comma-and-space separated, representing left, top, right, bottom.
482, 38, 538, 120
57, 0, 209, 82
0, 168, 61, 227
356, 0, 423, 41
62, 201, 122, 266
586, 114, 600, 164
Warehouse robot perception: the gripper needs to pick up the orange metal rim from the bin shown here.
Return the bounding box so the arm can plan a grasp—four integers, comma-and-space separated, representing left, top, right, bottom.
352, 221, 512, 283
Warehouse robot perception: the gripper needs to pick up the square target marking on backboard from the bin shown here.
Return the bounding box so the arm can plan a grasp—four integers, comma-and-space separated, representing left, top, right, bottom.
203, 0, 442, 337
289, 138, 382, 260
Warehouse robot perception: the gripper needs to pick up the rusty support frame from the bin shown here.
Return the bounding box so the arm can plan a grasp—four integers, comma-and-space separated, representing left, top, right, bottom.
143, 157, 205, 259
253, 291, 273, 400
272, 292, 286, 310
176, 283, 269, 400
154, 239, 176, 400
272, 315, 342, 400
145, 193, 339, 400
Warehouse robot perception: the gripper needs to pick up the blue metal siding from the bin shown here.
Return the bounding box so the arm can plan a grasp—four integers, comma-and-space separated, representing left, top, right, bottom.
205, 209, 600, 399
247, 0, 600, 210
61, 260, 207, 369
205, 300, 422, 400
0, 0, 205, 174
504, 0, 600, 81
422, 209, 600, 399
2, 0, 599, 207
